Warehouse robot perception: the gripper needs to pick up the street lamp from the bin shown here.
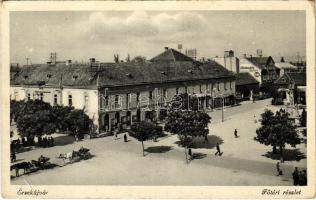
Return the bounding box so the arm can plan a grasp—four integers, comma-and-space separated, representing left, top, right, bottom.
213, 88, 224, 122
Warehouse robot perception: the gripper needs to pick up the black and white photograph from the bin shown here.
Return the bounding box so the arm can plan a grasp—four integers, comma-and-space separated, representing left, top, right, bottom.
1, 1, 315, 199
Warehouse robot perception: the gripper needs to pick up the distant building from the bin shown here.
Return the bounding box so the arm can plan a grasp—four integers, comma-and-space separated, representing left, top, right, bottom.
239, 56, 278, 86
274, 62, 298, 77
235, 73, 260, 100
274, 72, 306, 105
213, 50, 240, 73
10, 47, 236, 133
185, 48, 197, 60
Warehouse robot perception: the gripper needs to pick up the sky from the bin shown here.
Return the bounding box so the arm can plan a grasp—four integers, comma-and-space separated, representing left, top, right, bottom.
10, 11, 306, 65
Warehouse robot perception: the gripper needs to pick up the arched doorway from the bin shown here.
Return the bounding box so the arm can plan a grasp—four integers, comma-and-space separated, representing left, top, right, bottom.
103, 114, 109, 132
115, 112, 120, 129
126, 111, 131, 126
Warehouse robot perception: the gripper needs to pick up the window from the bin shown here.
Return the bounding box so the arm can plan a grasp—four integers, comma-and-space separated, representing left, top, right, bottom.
54, 94, 58, 105
40, 93, 44, 101
185, 87, 188, 93
68, 95, 72, 106
27, 94, 31, 101
72, 75, 78, 80
149, 91, 153, 100
114, 95, 119, 107
217, 83, 220, 91
126, 93, 130, 109
136, 93, 140, 103
230, 81, 233, 89
47, 74, 52, 78
14, 91, 18, 100
176, 88, 179, 95
224, 82, 227, 90
163, 89, 167, 98
104, 96, 109, 107
84, 95, 89, 108
200, 85, 202, 93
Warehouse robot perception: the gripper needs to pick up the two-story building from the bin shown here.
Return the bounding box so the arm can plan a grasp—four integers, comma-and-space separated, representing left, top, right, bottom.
10, 48, 236, 133
239, 56, 279, 87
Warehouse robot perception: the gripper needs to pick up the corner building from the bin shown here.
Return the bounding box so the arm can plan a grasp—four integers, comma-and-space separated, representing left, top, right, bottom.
10, 48, 236, 133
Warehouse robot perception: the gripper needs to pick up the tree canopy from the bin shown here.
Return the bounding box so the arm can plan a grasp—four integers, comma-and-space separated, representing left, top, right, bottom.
165, 110, 211, 162
11, 100, 93, 140
255, 109, 301, 160
129, 121, 160, 156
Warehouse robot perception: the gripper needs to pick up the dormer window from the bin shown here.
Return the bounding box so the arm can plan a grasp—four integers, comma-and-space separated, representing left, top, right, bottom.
72, 75, 78, 80
161, 71, 166, 75
47, 74, 52, 78
187, 69, 193, 74
23, 75, 28, 79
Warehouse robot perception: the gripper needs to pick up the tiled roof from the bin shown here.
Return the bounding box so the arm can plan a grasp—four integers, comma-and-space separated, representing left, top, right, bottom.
11, 61, 235, 89
150, 48, 196, 62
246, 56, 274, 70
275, 72, 306, 86
11, 48, 236, 89
274, 62, 297, 70
235, 72, 259, 86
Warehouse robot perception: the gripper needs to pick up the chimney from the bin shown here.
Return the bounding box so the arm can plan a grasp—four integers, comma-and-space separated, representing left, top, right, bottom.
66, 60, 72, 65
164, 47, 169, 51
89, 58, 95, 63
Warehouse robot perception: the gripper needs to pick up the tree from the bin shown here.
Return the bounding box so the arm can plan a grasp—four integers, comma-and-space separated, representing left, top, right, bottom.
65, 109, 92, 138
52, 105, 74, 131
10, 100, 23, 124
15, 100, 56, 141
255, 109, 301, 161
131, 56, 147, 64
165, 110, 211, 163
300, 108, 307, 127
129, 121, 158, 156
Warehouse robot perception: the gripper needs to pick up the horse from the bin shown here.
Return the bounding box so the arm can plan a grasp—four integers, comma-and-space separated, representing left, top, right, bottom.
11, 162, 33, 177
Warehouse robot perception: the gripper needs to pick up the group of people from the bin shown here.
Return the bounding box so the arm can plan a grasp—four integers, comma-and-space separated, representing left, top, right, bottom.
292, 167, 307, 186
38, 136, 54, 148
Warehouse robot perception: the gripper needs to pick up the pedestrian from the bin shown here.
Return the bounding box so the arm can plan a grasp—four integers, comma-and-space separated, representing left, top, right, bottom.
114, 130, 118, 140
302, 170, 307, 185
292, 167, 299, 186
234, 129, 238, 138
47, 137, 51, 147
215, 143, 221, 156
11, 151, 16, 162
276, 162, 282, 176
38, 136, 42, 147
298, 171, 304, 185
188, 148, 192, 161
124, 134, 127, 142
22, 137, 26, 147
43, 137, 48, 148
204, 134, 209, 143
51, 136, 54, 146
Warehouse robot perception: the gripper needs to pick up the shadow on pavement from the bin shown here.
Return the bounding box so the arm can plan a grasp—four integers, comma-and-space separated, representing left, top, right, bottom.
189, 135, 224, 149
145, 146, 173, 153
53, 135, 76, 146
192, 152, 207, 160
262, 149, 306, 161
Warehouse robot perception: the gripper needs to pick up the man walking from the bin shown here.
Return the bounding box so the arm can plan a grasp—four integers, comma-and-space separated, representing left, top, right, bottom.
124, 134, 127, 142
292, 167, 299, 185
276, 162, 282, 176
188, 148, 192, 161
234, 129, 238, 138
215, 143, 221, 156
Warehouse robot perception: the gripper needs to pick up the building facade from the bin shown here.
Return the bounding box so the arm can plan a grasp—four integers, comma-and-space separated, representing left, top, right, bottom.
10, 48, 236, 133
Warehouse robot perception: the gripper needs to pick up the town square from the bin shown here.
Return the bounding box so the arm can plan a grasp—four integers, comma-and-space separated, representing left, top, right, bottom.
7, 10, 309, 188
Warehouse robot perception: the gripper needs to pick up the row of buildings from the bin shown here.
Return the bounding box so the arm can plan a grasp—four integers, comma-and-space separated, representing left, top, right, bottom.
10, 47, 306, 133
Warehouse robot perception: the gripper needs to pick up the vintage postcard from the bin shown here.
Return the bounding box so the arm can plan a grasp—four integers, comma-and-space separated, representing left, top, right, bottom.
1, 1, 315, 199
